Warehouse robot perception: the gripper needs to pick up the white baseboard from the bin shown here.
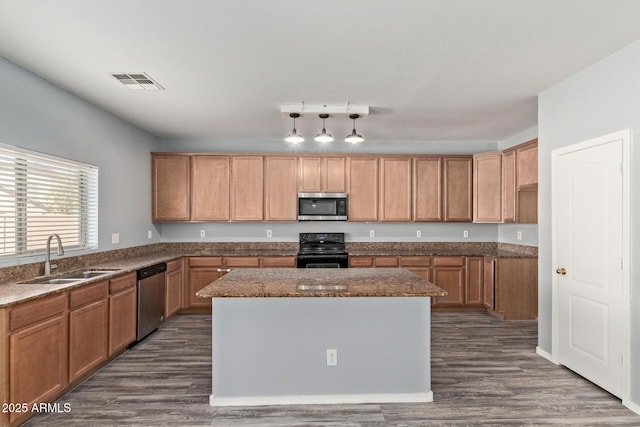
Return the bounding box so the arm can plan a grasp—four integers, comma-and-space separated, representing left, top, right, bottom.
210, 391, 433, 407
536, 346, 556, 364
623, 398, 640, 416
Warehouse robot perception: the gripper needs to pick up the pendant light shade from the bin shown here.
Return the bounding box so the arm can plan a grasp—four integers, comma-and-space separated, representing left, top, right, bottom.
344, 114, 364, 143
314, 114, 334, 143
285, 113, 304, 143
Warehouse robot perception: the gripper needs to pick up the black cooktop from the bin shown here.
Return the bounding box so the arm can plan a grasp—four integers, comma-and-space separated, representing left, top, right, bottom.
298, 233, 347, 255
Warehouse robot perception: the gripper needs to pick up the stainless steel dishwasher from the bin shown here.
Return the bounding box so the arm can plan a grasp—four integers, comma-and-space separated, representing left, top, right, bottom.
136, 262, 167, 341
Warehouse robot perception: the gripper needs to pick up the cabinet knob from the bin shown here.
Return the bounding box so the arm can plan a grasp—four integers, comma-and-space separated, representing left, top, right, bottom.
555, 267, 567, 275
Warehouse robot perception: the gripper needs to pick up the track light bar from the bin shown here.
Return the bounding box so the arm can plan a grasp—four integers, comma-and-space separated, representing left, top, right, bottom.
280, 103, 369, 118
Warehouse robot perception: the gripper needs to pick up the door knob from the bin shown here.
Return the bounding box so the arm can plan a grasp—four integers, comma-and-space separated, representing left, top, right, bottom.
556, 267, 567, 275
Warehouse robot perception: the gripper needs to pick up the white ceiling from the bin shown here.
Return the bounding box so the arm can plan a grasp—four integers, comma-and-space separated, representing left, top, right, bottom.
1, 0, 640, 144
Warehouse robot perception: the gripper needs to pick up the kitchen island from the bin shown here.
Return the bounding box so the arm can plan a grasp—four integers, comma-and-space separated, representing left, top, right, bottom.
196, 268, 446, 406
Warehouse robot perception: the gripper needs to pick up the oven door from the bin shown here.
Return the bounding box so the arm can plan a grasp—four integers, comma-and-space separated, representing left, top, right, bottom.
297, 255, 349, 268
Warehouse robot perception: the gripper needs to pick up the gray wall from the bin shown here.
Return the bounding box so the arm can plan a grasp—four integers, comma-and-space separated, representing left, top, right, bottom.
212, 297, 431, 400
0, 56, 161, 267
538, 40, 640, 404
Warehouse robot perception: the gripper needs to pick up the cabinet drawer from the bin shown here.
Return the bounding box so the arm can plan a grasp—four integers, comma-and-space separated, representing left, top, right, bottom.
374, 256, 398, 267
166, 258, 182, 272
10, 293, 67, 331
399, 256, 432, 267
261, 256, 296, 268
349, 257, 373, 267
109, 272, 136, 294
432, 256, 465, 267
225, 257, 260, 267
189, 257, 223, 268
69, 281, 108, 309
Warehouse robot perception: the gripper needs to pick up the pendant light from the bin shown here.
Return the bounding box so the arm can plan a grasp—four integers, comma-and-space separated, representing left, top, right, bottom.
284, 113, 304, 143
345, 113, 364, 143
314, 114, 334, 143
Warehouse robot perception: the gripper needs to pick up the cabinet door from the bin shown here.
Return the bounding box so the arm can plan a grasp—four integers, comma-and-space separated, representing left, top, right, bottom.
69, 298, 108, 382
502, 150, 517, 223
298, 157, 322, 192
265, 156, 297, 221
165, 259, 183, 318
432, 257, 465, 307
443, 157, 472, 222
465, 257, 483, 306
152, 154, 190, 221
483, 257, 496, 310
473, 151, 502, 222
323, 157, 346, 192
187, 268, 223, 308
379, 157, 412, 222
108, 287, 136, 356
231, 156, 264, 221
191, 155, 230, 221
413, 157, 442, 221
347, 157, 378, 221
516, 139, 538, 188
9, 314, 68, 423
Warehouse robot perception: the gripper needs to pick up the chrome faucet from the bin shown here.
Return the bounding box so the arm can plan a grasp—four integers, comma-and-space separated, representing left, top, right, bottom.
44, 234, 64, 275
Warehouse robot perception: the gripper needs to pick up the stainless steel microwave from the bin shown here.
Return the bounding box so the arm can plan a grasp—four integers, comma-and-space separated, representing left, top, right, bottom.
298, 193, 348, 221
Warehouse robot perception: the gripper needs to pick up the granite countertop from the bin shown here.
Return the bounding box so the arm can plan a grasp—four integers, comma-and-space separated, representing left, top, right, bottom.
0, 253, 184, 308
196, 268, 447, 298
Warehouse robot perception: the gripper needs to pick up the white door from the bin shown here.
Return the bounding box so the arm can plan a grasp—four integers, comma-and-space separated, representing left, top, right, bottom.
552, 131, 628, 398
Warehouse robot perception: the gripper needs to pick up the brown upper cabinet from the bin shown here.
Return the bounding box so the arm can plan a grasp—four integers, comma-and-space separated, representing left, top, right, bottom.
379, 157, 412, 222
347, 156, 379, 221
152, 154, 190, 221
230, 156, 264, 221
191, 155, 230, 221
298, 156, 346, 193
413, 157, 443, 221
516, 139, 538, 189
442, 157, 473, 222
502, 149, 517, 223
265, 156, 297, 221
473, 151, 503, 223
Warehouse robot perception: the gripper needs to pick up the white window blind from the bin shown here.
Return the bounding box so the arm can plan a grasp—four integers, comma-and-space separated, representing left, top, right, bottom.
0, 144, 98, 258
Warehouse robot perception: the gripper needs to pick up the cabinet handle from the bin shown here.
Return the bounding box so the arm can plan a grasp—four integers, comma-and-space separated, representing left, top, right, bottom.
555, 267, 566, 275
216, 268, 232, 272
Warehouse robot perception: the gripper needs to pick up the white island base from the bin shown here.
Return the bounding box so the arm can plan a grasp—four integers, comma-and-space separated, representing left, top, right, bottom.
209, 296, 432, 406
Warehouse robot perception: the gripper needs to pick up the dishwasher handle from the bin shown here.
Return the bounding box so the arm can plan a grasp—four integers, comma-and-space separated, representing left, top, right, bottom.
137, 262, 167, 280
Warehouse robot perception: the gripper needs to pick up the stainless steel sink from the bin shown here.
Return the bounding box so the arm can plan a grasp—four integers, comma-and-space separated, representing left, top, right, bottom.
60, 270, 118, 280
18, 270, 118, 285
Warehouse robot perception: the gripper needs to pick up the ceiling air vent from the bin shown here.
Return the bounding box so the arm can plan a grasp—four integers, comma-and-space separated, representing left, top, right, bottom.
111, 72, 164, 90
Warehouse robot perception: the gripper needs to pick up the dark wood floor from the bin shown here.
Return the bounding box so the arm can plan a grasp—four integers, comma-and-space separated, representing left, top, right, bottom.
26, 312, 640, 426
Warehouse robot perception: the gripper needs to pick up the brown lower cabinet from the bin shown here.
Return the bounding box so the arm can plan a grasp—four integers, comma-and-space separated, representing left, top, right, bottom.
183, 256, 297, 311
108, 273, 137, 356
484, 256, 538, 320
3, 294, 68, 426
431, 256, 465, 307
68, 281, 109, 383
165, 259, 183, 318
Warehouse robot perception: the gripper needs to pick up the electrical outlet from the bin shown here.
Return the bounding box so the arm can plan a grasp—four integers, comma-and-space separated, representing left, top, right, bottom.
517, 231, 522, 240
111, 233, 119, 244
326, 349, 337, 367
463, 230, 469, 238
200, 229, 206, 238
148, 230, 152, 239
369, 230, 375, 238
266, 229, 273, 238
416, 230, 422, 238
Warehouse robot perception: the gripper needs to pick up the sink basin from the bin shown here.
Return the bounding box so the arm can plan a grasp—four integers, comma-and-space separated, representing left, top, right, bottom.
60, 270, 118, 280
37, 278, 84, 285
18, 270, 119, 285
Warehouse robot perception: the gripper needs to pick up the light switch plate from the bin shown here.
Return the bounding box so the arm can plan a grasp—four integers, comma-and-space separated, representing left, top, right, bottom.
111, 233, 119, 244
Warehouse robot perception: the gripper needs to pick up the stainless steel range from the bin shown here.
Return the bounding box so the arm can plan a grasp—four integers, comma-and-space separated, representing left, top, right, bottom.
296, 232, 349, 268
